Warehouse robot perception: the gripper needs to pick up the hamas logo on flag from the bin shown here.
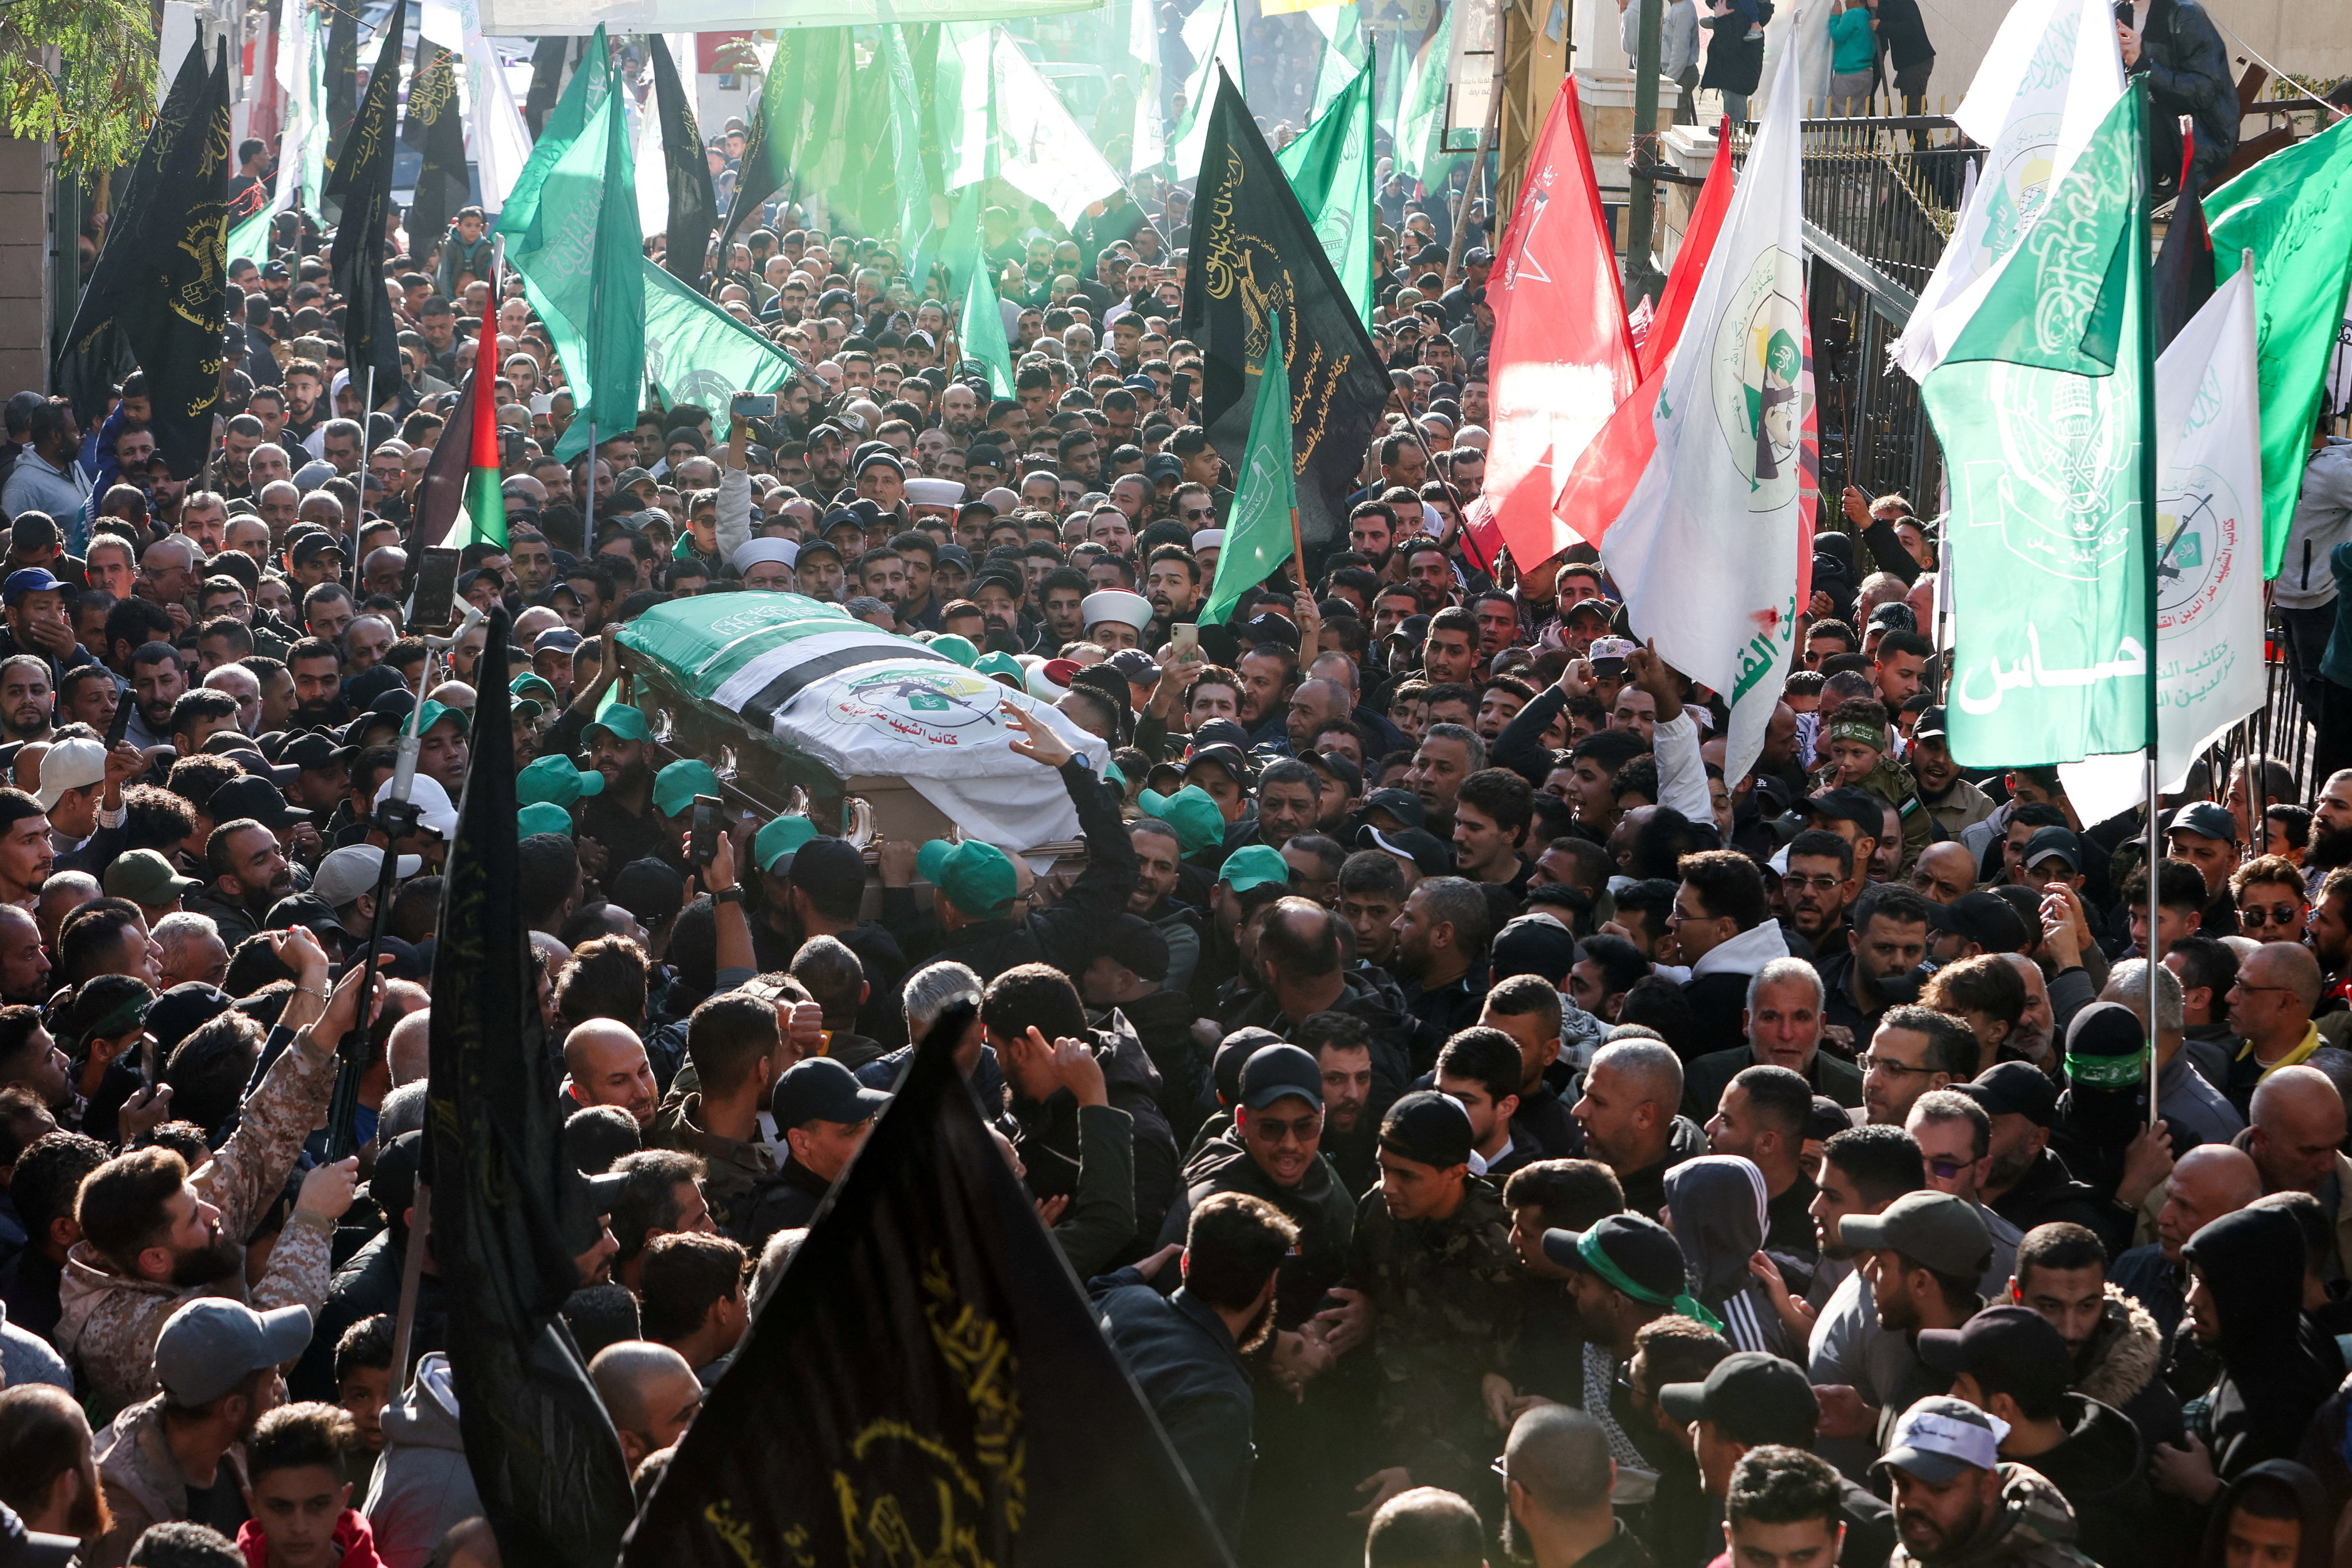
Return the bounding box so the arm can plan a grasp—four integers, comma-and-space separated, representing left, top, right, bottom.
1968, 361, 2137, 581
1710, 246, 1808, 505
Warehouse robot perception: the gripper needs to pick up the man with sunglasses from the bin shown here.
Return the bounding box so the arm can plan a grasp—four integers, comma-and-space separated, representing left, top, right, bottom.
2228, 855, 2309, 945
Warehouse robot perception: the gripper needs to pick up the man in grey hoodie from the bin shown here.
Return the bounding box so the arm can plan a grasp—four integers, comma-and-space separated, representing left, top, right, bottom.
364, 1351, 480, 1568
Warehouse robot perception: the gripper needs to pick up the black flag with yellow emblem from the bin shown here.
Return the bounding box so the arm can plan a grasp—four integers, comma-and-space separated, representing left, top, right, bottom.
1180, 69, 1390, 562
327, 0, 407, 405
401, 41, 469, 273
648, 35, 717, 286
624, 998, 1234, 1568
58, 37, 232, 480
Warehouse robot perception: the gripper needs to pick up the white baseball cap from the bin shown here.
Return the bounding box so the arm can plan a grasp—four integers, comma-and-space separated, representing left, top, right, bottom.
36, 737, 106, 811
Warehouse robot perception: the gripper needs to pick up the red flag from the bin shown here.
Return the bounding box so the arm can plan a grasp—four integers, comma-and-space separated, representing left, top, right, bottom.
1468, 76, 1638, 569
1638, 119, 1735, 377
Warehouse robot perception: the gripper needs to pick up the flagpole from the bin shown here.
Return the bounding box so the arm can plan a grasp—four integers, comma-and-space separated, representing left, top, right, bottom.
2136, 79, 2161, 1125
582, 419, 598, 556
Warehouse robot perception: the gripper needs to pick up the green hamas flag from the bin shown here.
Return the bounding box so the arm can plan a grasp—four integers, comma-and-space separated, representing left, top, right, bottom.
1311, 3, 1368, 119
227, 206, 274, 267
961, 251, 1015, 396
499, 26, 608, 248
1393, 1, 1455, 181
1181, 72, 1391, 557
1921, 83, 2153, 767
2207, 112, 2352, 579
1276, 59, 1377, 326
512, 78, 646, 462
642, 260, 803, 405
1202, 311, 1299, 624
1169, 0, 1242, 176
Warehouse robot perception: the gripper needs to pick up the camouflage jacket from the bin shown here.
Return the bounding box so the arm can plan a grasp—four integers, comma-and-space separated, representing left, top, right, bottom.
88, 1393, 251, 1568
56, 1030, 340, 1420
1888, 1463, 2098, 1568
1344, 1176, 1529, 1492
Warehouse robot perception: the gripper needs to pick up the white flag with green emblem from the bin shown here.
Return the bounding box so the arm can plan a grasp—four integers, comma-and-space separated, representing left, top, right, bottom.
1922, 84, 2152, 767
1168, 0, 1242, 177
1892, 0, 2122, 382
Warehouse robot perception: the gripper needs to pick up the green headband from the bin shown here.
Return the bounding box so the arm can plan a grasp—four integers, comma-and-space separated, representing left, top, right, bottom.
1577, 1230, 1724, 1335
2065, 1050, 2146, 1090
1827, 721, 1887, 750
79, 992, 151, 1056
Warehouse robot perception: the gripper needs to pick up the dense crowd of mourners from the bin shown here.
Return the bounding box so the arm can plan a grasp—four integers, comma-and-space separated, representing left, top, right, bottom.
4, 71, 2352, 1568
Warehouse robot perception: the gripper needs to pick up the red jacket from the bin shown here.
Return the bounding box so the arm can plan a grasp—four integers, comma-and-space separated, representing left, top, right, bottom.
237, 1509, 387, 1568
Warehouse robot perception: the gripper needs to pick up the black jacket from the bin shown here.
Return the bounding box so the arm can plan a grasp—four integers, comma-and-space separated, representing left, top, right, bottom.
1093, 1277, 1256, 1551
1988, 1148, 2121, 1252
1682, 1044, 1864, 1122
2180, 1207, 2345, 1482
733, 1155, 833, 1250
1215, 968, 1415, 1119
2125, 0, 2238, 192
2017, 1393, 2155, 1568
1156, 1133, 1356, 1328
890, 759, 1137, 983
1007, 1017, 1179, 1254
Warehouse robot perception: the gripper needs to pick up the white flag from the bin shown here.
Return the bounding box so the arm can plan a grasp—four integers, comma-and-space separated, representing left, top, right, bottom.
634, 87, 669, 240
1169, 0, 1242, 177
2059, 266, 2265, 821
1559, 41, 1813, 783
955, 28, 1127, 229
1127, 0, 1165, 175
1891, 0, 2123, 382
461, 21, 536, 211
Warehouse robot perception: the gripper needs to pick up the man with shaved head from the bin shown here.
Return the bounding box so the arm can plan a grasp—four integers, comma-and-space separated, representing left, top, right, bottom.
2245, 1067, 2350, 1248
588, 1339, 703, 1470
1284, 678, 1353, 758
1571, 1037, 1701, 1219
1907, 843, 1977, 906
565, 1019, 658, 1130
2223, 940, 2324, 1115
2110, 1142, 2262, 1345
1501, 1404, 1629, 1568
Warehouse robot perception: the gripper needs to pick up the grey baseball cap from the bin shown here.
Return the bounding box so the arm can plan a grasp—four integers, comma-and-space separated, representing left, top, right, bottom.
152, 1297, 314, 1404
1836, 1189, 1992, 1280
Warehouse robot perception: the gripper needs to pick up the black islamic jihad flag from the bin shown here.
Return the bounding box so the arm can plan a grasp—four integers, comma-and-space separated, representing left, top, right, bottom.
426, 609, 637, 1568
327, 0, 407, 405
56, 38, 213, 428
625, 999, 1235, 1568
401, 43, 469, 271
1179, 69, 1390, 561
320, 0, 360, 213
649, 35, 717, 286
59, 39, 232, 479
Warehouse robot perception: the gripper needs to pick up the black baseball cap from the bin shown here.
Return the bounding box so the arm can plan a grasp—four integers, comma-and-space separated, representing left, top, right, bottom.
1929, 890, 2030, 952
1542, 1212, 1689, 1302
1916, 1304, 2072, 1411
2021, 825, 2081, 872
1214, 1028, 1285, 1107
1914, 706, 1949, 741
1239, 1043, 1323, 1110
770, 1056, 890, 1130
2168, 800, 2238, 846
1802, 787, 1885, 839
1360, 788, 1428, 831
210, 774, 308, 829
1656, 1351, 1820, 1444
1378, 1090, 1474, 1169
1093, 913, 1171, 984
1964, 1061, 2058, 1127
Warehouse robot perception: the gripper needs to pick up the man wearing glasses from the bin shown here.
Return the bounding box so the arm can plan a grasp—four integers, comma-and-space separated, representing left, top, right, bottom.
1858, 1005, 1972, 1129
2228, 855, 2309, 945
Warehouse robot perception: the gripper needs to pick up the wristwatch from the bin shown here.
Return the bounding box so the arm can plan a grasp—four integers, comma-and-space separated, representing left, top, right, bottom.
1069, 752, 1092, 774
712, 887, 745, 905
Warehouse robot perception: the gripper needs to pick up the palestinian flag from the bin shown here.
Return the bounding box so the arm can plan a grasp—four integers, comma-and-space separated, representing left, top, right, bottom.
449, 284, 507, 550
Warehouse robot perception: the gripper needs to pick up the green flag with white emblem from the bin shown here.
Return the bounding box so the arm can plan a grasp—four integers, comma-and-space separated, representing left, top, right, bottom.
1277, 59, 1377, 326
1201, 312, 1298, 626
1921, 83, 2153, 767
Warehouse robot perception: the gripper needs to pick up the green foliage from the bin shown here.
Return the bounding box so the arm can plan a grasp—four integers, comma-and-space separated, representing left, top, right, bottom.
1, 0, 159, 170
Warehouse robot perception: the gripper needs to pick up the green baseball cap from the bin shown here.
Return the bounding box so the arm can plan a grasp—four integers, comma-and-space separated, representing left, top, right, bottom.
104, 848, 204, 905
415, 700, 469, 737
517, 754, 604, 808
929, 634, 979, 667
1137, 785, 1225, 857
1220, 844, 1291, 895
584, 704, 653, 745
653, 759, 721, 818
754, 813, 817, 874
519, 802, 576, 838
917, 837, 1018, 918
974, 651, 1025, 686
511, 673, 559, 717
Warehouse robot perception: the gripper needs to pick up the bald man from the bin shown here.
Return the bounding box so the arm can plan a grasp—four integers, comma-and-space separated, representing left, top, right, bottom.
565, 1019, 659, 1129
2110, 1144, 2263, 1345
2246, 1066, 2349, 1210
588, 1340, 703, 1470
2223, 941, 2324, 1115
387, 1008, 431, 1086
1501, 1405, 1624, 1568
1909, 842, 1978, 906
